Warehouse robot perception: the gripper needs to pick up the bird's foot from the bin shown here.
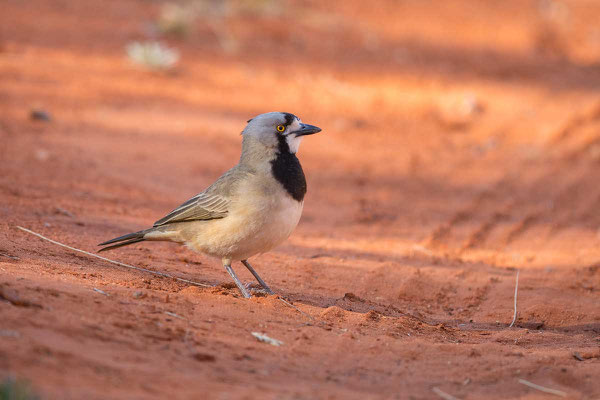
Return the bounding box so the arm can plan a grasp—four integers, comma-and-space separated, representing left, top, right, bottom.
246, 283, 273, 297
241, 260, 275, 295
236, 283, 251, 299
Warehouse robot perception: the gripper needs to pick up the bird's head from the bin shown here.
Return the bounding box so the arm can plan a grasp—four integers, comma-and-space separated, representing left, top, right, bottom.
241, 112, 321, 155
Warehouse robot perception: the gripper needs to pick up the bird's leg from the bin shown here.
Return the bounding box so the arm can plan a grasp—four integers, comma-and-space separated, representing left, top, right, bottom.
241, 259, 274, 295
222, 259, 251, 298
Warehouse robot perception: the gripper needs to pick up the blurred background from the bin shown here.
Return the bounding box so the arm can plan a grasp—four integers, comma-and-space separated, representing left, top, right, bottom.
2, 0, 600, 398
3, 0, 600, 264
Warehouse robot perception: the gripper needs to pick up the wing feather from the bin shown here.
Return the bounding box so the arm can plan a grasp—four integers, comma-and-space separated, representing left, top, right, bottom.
153, 192, 230, 226
153, 165, 255, 227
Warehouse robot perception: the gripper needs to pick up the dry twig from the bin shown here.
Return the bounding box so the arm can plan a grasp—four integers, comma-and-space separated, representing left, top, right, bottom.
277, 296, 313, 322
432, 386, 461, 400
92, 288, 109, 296
509, 269, 519, 328
251, 332, 283, 346
0, 252, 19, 260
165, 311, 185, 320
16, 226, 211, 288
18, 226, 318, 321
518, 379, 567, 397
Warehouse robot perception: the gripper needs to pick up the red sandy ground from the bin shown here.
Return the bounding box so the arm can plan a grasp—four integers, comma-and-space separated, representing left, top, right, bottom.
1, 0, 600, 398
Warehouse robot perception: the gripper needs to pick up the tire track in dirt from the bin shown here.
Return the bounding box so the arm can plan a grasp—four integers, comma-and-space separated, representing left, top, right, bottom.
462, 210, 510, 250
503, 212, 543, 246
425, 177, 516, 253
426, 188, 502, 249
550, 101, 600, 145
424, 103, 600, 254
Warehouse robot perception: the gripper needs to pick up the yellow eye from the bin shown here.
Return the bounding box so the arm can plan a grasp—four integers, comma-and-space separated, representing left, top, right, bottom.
276, 124, 285, 133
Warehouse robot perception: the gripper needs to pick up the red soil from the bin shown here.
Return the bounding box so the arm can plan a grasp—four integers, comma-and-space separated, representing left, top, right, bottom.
1, 0, 600, 398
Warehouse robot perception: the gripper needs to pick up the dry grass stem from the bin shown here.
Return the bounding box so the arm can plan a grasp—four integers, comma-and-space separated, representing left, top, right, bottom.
518, 379, 567, 397
16, 226, 211, 288
92, 288, 109, 296
509, 269, 520, 328
165, 311, 185, 320
432, 386, 461, 400
251, 332, 283, 346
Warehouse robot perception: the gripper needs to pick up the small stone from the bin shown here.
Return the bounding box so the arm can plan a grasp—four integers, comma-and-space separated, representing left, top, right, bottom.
30, 109, 52, 121
34, 149, 50, 161
193, 353, 216, 362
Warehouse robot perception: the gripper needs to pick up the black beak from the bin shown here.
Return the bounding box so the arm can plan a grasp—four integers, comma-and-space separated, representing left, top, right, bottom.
293, 123, 321, 137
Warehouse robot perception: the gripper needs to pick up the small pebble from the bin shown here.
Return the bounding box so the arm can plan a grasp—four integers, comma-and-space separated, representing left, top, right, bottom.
30, 109, 52, 121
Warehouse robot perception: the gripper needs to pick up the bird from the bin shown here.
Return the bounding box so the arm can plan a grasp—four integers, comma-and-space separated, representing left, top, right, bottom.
98, 112, 321, 298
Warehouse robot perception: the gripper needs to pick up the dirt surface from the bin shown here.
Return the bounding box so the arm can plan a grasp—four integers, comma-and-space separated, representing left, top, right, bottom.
2, 0, 600, 398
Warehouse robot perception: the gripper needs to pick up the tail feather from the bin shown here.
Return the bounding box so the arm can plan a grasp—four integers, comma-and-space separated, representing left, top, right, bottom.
98, 229, 148, 252
98, 238, 145, 252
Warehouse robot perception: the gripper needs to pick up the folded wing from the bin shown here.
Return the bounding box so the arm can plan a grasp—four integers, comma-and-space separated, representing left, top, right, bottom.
153, 192, 230, 226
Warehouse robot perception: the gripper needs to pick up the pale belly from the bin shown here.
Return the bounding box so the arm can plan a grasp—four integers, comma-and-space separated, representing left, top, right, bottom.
184, 192, 304, 261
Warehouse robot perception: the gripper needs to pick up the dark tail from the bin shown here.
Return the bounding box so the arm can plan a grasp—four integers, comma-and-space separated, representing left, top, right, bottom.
98, 229, 149, 252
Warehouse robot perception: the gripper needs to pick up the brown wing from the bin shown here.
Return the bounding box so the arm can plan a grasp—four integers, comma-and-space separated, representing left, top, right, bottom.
153, 192, 229, 226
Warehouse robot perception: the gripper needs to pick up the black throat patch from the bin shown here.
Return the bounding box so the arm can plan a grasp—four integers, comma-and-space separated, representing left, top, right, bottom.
271, 135, 306, 202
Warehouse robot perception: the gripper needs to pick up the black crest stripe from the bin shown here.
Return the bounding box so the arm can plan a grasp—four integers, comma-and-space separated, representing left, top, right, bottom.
282, 112, 297, 127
